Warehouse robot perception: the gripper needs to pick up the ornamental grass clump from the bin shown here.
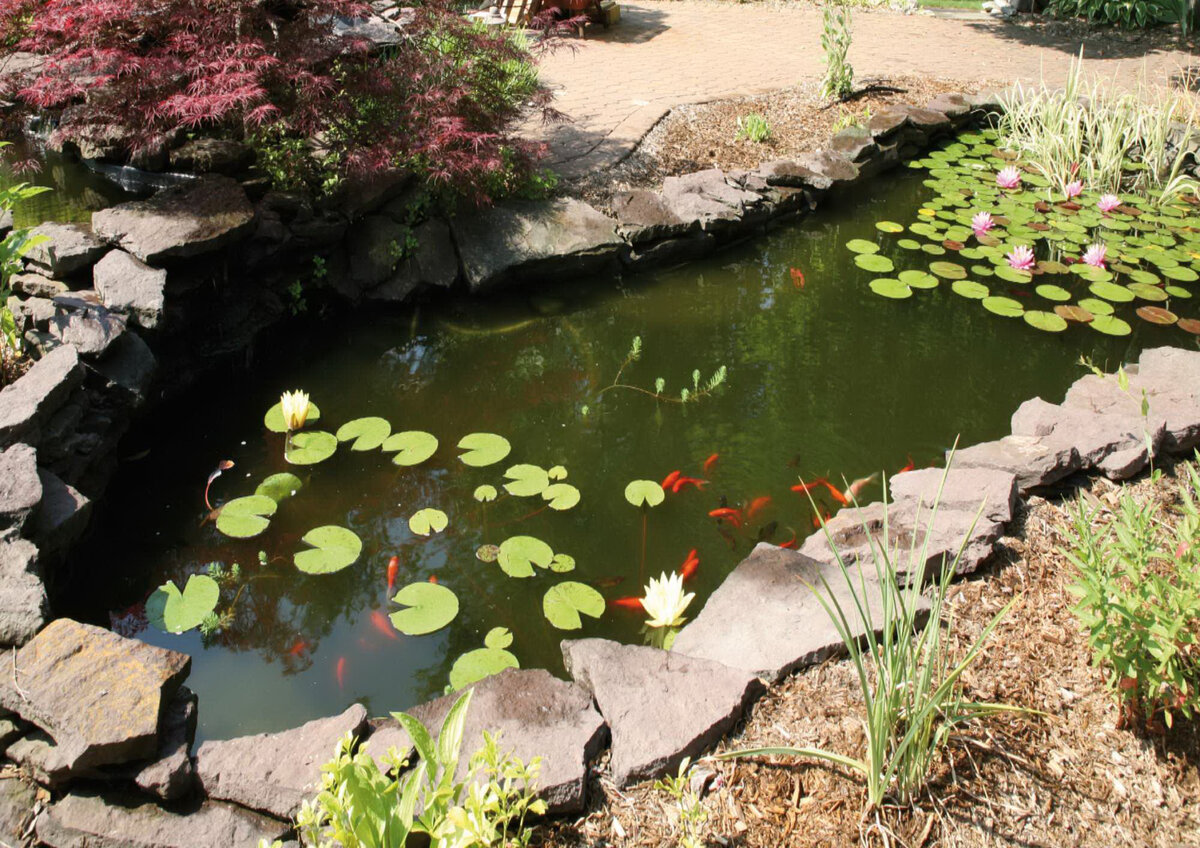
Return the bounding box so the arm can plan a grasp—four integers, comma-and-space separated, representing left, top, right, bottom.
721, 463, 1021, 817
1063, 457, 1200, 732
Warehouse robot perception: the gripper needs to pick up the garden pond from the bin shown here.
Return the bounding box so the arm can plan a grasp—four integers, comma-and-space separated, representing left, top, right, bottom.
63, 132, 1200, 741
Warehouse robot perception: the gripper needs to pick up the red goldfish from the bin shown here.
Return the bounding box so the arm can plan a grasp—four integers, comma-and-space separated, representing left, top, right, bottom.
288, 639, 307, 657
386, 556, 399, 593
680, 549, 700, 580
336, 657, 346, 689
819, 479, 849, 507
370, 610, 398, 640
703, 453, 720, 473
791, 477, 827, 496
790, 268, 806, 289
841, 474, 878, 504
708, 507, 743, 528
610, 596, 644, 610
662, 470, 682, 490
899, 455, 915, 473
747, 496, 772, 520
672, 476, 708, 493
779, 531, 797, 549
429, 574, 438, 584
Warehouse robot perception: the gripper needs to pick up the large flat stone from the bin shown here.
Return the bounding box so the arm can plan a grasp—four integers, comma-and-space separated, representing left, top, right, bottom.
1135, 347, 1200, 451
11, 273, 69, 299
92, 176, 255, 264
25, 222, 107, 278
673, 543, 904, 681
135, 686, 197, 801
0, 345, 82, 447
609, 189, 699, 244
36, 791, 288, 848
562, 638, 763, 787
5, 729, 80, 787
0, 619, 191, 770
952, 434, 1079, 493
90, 329, 157, 399
0, 443, 41, 537
658, 169, 762, 233
363, 669, 606, 814
0, 540, 47, 647
0, 777, 38, 848
347, 214, 406, 289
48, 299, 126, 357
451, 197, 622, 292
195, 704, 367, 819
30, 469, 91, 559
93, 249, 167, 330
1012, 396, 1165, 481
889, 466, 1018, 525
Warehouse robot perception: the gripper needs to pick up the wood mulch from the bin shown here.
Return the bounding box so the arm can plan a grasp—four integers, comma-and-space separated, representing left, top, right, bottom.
537, 461, 1200, 846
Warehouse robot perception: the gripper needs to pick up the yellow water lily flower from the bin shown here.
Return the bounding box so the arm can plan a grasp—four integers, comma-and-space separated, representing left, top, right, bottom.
280, 390, 311, 432
640, 571, 695, 629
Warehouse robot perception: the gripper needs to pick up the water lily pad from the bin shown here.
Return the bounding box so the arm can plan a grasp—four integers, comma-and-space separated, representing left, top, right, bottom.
294, 525, 362, 574
389, 582, 459, 635
982, 296, 1024, 317
899, 270, 939, 289
869, 278, 912, 299
897, 238, 922, 250
1054, 304, 1094, 323
1077, 297, 1114, 316
929, 261, 967, 280
1023, 310, 1068, 332
846, 239, 880, 254
147, 574, 220, 634
855, 254, 894, 273
1089, 281, 1135, 303
952, 279, 989, 299
285, 430, 338, 466
624, 479, 665, 508
1127, 269, 1161, 285
503, 464, 550, 497
264, 401, 321, 433
1128, 282, 1169, 301
336, 417, 392, 451
1136, 305, 1178, 325
497, 535, 553, 578
449, 631, 519, 691
543, 581, 605, 631
409, 508, 449, 536
1177, 318, 1200, 334
1035, 284, 1071, 302
994, 265, 1033, 284
1090, 314, 1132, 336
548, 465, 568, 480
1166, 285, 1193, 298
475, 544, 500, 563
382, 431, 439, 466
254, 473, 302, 503
549, 553, 576, 573
473, 485, 498, 503
921, 244, 947, 256
457, 433, 511, 467
542, 483, 581, 511
876, 221, 904, 233
216, 495, 277, 539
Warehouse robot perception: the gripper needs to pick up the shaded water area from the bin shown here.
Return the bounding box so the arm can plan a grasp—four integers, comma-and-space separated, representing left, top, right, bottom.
68, 166, 1184, 743
1, 140, 134, 227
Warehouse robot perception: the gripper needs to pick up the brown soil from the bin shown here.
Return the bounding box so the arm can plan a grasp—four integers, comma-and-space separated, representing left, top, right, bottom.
538, 463, 1200, 847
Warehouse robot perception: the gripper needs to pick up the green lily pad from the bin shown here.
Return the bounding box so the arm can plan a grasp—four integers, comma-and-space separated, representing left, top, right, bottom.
549, 553, 576, 573
543, 581, 605, 630
409, 508, 449, 537
1136, 305, 1178, 325
285, 431, 338, 466
294, 525, 362, 574
1090, 314, 1133, 336
1127, 269, 1161, 285
929, 261, 967, 280
624, 479, 665, 508
264, 400, 321, 433
876, 221, 904, 233
542, 483, 581, 511
1128, 282, 1169, 302
1023, 310, 1068, 332
1089, 281, 1135, 303
921, 244, 947, 256
503, 464, 550, 497
1035, 284, 1071, 302
952, 279, 989, 299
846, 239, 880, 254
382, 431, 439, 466
855, 254, 894, 273
216, 495, 277, 539
1165, 285, 1193, 298
1055, 304, 1094, 323
147, 574, 220, 634
336, 417, 392, 451
897, 238, 922, 250
449, 630, 519, 691
899, 270, 939, 289
473, 485, 498, 503
254, 473, 302, 503
1077, 297, 1114, 316
548, 465, 568, 480
869, 278, 912, 299
475, 544, 500, 563
389, 582, 459, 635
457, 433, 512, 467
994, 265, 1033, 284
982, 296, 1024, 317
497, 535, 553, 578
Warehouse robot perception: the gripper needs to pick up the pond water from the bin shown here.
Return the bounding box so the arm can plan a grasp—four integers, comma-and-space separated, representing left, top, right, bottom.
1, 141, 134, 227
67, 158, 1186, 743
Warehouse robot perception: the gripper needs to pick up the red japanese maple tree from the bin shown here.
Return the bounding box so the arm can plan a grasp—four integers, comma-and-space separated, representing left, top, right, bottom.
0, 0, 551, 196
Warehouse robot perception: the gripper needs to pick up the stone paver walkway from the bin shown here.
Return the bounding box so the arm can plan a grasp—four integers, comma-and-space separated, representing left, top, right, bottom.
528, 1, 1196, 176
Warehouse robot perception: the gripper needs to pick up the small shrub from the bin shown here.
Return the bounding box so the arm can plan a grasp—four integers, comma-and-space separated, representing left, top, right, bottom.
1046, 0, 1188, 32
1064, 458, 1200, 731
734, 113, 772, 143
820, 7, 854, 101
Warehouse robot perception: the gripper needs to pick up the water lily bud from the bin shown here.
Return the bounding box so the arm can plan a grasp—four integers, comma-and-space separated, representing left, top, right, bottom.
280, 390, 310, 431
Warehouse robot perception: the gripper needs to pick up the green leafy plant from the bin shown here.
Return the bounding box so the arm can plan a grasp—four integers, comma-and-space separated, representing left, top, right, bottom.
0, 162, 50, 384
1046, 0, 1183, 31
448, 730, 548, 847
819, 6, 854, 101
652, 756, 708, 848
599, 337, 728, 406
1063, 457, 1200, 731
721, 464, 1021, 814
832, 103, 872, 133
735, 113, 772, 143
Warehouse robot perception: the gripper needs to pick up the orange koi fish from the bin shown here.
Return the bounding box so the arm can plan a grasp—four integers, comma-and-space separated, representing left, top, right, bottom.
428, 574, 438, 584
747, 496, 772, 520
610, 596, 644, 610
386, 556, 399, 593
811, 509, 832, 529
820, 479, 849, 507
672, 476, 708, 493
708, 507, 743, 528
661, 470, 682, 490
791, 477, 827, 496
790, 267, 806, 289
370, 610, 398, 640
703, 453, 720, 473
680, 549, 700, 580
779, 531, 798, 549
899, 455, 915, 473
841, 474, 878, 504
336, 657, 346, 689
288, 639, 307, 657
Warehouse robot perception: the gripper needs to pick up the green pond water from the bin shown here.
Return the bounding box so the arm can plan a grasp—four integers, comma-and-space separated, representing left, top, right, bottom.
70, 163, 1194, 743
1, 142, 133, 227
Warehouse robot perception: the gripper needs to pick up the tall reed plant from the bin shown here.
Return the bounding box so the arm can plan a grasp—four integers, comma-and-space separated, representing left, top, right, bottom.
820, 6, 854, 101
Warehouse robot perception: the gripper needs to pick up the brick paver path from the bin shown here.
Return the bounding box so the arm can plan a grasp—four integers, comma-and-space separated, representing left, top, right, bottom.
527, 1, 1196, 176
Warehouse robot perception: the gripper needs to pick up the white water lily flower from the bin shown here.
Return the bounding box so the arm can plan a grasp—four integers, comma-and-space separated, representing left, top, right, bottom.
280, 390, 311, 431
640, 571, 695, 629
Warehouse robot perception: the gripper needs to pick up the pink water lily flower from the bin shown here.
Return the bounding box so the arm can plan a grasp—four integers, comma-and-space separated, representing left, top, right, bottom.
972, 211, 995, 236
1098, 193, 1120, 212
1082, 243, 1107, 269
1006, 245, 1036, 271
996, 166, 1022, 189
1064, 180, 1083, 199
